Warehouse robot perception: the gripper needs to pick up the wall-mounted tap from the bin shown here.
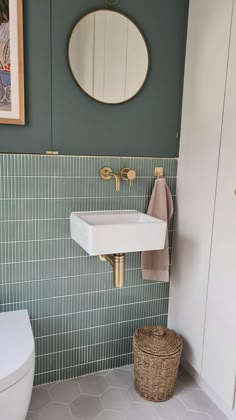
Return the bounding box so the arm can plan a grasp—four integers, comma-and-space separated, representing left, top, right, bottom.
100, 167, 120, 191
100, 166, 137, 191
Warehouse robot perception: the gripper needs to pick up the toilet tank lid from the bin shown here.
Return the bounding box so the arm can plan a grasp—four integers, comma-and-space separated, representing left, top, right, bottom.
0, 310, 35, 392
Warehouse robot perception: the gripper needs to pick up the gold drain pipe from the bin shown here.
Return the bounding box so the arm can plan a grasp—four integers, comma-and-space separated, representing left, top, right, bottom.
99, 254, 125, 288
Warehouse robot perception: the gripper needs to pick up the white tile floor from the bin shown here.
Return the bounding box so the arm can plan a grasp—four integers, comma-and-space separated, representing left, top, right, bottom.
27, 366, 228, 420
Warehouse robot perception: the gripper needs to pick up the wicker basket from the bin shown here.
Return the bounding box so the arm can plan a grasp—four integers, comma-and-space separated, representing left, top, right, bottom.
133, 326, 183, 402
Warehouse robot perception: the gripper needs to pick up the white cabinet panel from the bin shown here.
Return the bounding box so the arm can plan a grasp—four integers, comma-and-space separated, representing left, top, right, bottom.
169, 0, 233, 373
202, 2, 236, 408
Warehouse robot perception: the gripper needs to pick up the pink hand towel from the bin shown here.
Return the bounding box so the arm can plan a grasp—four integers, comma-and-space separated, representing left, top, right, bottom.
141, 178, 174, 282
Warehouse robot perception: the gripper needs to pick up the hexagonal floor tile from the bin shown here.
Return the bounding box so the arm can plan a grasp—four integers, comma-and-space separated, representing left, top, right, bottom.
183, 413, 211, 420
36, 383, 54, 390
154, 397, 187, 420
38, 402, 71, 420
119, 365, 134, 376
178, 369, 200, 389
49, 380, 80, 403
208, 404, 228, 420
173, 377, 185, 396
128, 386, 153, 405
101, 388, 132, 412
70, 395, 103, 419
126, 403, 158, 420
29, 388, 50, 411
180, 389, 212, 413
106, 369, 134, 389
26, 412, 40, 420
96, 370, 109, 376
77, 374, 109, 396
96, 411, 125, 420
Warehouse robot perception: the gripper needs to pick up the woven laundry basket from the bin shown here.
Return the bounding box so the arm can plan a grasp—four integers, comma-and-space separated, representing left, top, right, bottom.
133, 326, 183, 402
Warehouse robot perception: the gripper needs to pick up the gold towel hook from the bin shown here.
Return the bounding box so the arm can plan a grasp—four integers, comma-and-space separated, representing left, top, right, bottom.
154, 167, 164, 178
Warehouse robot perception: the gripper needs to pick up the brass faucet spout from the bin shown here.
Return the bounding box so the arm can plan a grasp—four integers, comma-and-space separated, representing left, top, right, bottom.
109, 172, 120, 192
100, 167, 120, 192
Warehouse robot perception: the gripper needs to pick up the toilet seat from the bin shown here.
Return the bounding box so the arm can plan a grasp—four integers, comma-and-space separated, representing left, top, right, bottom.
0, 310, 35, 392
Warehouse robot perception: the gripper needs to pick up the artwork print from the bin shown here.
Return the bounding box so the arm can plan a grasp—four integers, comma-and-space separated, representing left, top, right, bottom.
0, 0, 24, 124
0, 0, 11, 112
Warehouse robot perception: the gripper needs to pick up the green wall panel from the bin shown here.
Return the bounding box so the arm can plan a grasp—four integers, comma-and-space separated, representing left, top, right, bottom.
52, 0, 188, 156
0, 154, 177, 384
0, 0, 52, 153
0, 0, 188, 156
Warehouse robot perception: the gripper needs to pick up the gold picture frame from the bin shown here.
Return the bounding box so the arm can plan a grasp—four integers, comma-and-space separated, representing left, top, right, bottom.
0, 0, 24, 125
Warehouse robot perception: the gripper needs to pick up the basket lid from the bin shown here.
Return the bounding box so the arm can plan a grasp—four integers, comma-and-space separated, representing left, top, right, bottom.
134, 326, 182, 357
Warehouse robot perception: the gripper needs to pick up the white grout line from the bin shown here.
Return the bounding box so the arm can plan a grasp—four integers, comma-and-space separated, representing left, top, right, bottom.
0, 194, 176, 201
0, 266, 172, 288
0, 265, 172, 289
207, 402, 215, 417
0, 249, 171, 265
0, 237, 71, 244
35, 314, 168, 340
0, 195, 151, 201
0, 152, 179, 158
0, 217, 69, 223
0, 213, 176, 222
30, 297, 169, 321
0, 267, 141, 286
36, 335, 133, 358
2, 298, 168, 313
0, 282, 168, 306
34, 352, 133, 376
0, 255, 89, 265
0, 231, 174, 245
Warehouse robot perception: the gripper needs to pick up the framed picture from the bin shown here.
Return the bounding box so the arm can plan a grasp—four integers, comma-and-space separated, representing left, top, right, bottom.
0, 0, 24, 125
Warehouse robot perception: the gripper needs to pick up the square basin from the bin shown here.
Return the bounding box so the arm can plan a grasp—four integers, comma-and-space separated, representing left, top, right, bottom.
70, 210, 167, 256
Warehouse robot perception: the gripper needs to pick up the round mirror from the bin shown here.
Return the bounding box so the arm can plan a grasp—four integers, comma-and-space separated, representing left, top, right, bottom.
68, 10, 149, 104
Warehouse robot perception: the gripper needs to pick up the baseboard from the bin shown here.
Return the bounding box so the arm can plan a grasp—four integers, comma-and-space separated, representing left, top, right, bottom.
181, 360, 236, 420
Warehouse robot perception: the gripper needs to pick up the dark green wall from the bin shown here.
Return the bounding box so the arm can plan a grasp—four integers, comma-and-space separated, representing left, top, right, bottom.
0, 0, 188, 156
0, 1, 51, 153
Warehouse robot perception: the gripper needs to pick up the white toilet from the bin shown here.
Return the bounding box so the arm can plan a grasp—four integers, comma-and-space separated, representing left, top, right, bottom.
0, 310, 35, 420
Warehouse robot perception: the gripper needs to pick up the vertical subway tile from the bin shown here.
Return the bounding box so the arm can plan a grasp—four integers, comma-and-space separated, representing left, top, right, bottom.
0, 153, 177, 385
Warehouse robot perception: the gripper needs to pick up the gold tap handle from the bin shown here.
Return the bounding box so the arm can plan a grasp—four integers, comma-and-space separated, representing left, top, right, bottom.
128, 169, 136, 189
127, 169, 136, 181
120, 168, 136, 189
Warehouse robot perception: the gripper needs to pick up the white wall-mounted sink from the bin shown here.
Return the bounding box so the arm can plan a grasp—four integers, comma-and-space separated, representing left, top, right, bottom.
70, 210, 167, 256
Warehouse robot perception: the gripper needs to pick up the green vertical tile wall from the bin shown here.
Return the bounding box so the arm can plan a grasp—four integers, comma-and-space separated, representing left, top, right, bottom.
0, 154, 177, 385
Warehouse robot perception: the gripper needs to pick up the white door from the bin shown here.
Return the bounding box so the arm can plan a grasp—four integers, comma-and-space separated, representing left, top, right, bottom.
202, 1, 236, 408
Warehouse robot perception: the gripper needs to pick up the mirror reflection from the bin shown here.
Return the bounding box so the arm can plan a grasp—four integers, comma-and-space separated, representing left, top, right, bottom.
68, 10, 149, 104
